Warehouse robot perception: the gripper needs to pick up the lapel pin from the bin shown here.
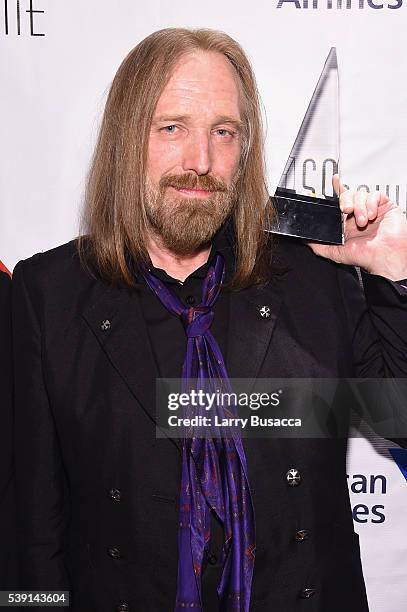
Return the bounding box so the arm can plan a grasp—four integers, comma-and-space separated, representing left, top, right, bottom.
258, 305, 271, 319
100, 319, 111, 331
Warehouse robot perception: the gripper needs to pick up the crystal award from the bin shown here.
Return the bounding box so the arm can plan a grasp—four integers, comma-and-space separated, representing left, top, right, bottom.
269, 48, 344, 244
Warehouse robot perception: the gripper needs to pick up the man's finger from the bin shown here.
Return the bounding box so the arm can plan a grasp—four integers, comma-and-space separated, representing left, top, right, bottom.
353, 190, 369, 226
377, 190, 391, 207
366, 191, 380, 220
339, 190, 353, 213
332, 174, 347, 197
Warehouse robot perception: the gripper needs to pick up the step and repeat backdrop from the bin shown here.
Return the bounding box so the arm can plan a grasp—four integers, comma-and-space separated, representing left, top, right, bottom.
1, 1, 406, 610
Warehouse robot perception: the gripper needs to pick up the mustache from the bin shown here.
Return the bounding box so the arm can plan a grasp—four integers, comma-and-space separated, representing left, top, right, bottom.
158, 173, 228, 192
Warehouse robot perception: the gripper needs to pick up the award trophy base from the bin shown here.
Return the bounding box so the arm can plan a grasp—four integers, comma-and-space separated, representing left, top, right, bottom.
269, 189, 344, 245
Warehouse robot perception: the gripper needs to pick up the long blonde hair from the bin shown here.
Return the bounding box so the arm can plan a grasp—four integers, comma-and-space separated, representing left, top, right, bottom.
78, 28, 275, 289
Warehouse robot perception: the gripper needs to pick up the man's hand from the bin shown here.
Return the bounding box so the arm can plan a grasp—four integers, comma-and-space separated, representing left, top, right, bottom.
306, 174, 407, 281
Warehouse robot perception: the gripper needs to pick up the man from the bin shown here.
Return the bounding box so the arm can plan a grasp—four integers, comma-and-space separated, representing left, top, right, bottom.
12, 28, 407, 612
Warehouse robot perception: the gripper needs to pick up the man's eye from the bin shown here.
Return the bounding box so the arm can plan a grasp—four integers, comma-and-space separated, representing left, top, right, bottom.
214, 128, 233, 137
162, 125, 177, 133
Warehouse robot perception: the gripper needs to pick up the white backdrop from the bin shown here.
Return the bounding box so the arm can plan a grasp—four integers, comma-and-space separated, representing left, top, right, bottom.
1, 1, 407, 610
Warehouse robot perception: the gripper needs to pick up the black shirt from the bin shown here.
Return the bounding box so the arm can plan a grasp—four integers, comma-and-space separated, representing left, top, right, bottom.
137, 224, 234, 379
135, 222, 236, 609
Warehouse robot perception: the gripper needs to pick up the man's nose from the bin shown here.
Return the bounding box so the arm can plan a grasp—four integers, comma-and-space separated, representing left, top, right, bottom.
182, 131, 211, 175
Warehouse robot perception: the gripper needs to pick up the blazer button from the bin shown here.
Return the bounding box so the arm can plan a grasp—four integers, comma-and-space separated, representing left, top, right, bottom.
208, 553, 218, 565
295, 529, 309, 542
108, 488, 122, 502
107, 546, 121, 559
115, 603, 130, 612
299, 587, 316, 599
286, 468, 302, 486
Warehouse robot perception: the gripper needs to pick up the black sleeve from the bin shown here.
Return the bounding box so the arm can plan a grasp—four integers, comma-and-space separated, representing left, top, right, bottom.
360, 271, 407, 376
338, 266, 407, 445
12, 260, 70, 590
0, 270, 18, 588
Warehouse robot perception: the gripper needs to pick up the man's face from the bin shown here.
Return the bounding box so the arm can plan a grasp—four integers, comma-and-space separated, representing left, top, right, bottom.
145, 50, 243, 254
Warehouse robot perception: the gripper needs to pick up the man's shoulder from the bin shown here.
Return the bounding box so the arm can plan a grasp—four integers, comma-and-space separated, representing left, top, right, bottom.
13, 238, 96, 297
272, 234, 333, 273
15, 238, 80, 274
271, 234, 359, 294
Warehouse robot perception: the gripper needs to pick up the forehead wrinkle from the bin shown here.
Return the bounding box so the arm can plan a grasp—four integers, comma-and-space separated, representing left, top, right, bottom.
155, 89, 241, 122
156, 51, 242, 112
162, 80, 240, 105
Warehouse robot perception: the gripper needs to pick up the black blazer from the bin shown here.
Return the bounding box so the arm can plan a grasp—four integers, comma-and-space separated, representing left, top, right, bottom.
0, 270, 17, 589
11, 236, 407, 612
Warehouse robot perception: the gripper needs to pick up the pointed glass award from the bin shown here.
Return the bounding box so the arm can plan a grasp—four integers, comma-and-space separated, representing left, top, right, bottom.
269, 48, 344, 244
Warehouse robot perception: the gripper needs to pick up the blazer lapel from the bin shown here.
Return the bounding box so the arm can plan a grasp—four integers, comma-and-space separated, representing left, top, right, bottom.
227, 276, 284, 386
80, 250, 286, 455
81, 282, 182, 452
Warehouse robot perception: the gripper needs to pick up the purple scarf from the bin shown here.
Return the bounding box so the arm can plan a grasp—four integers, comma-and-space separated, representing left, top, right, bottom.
141, 253, 255, 611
